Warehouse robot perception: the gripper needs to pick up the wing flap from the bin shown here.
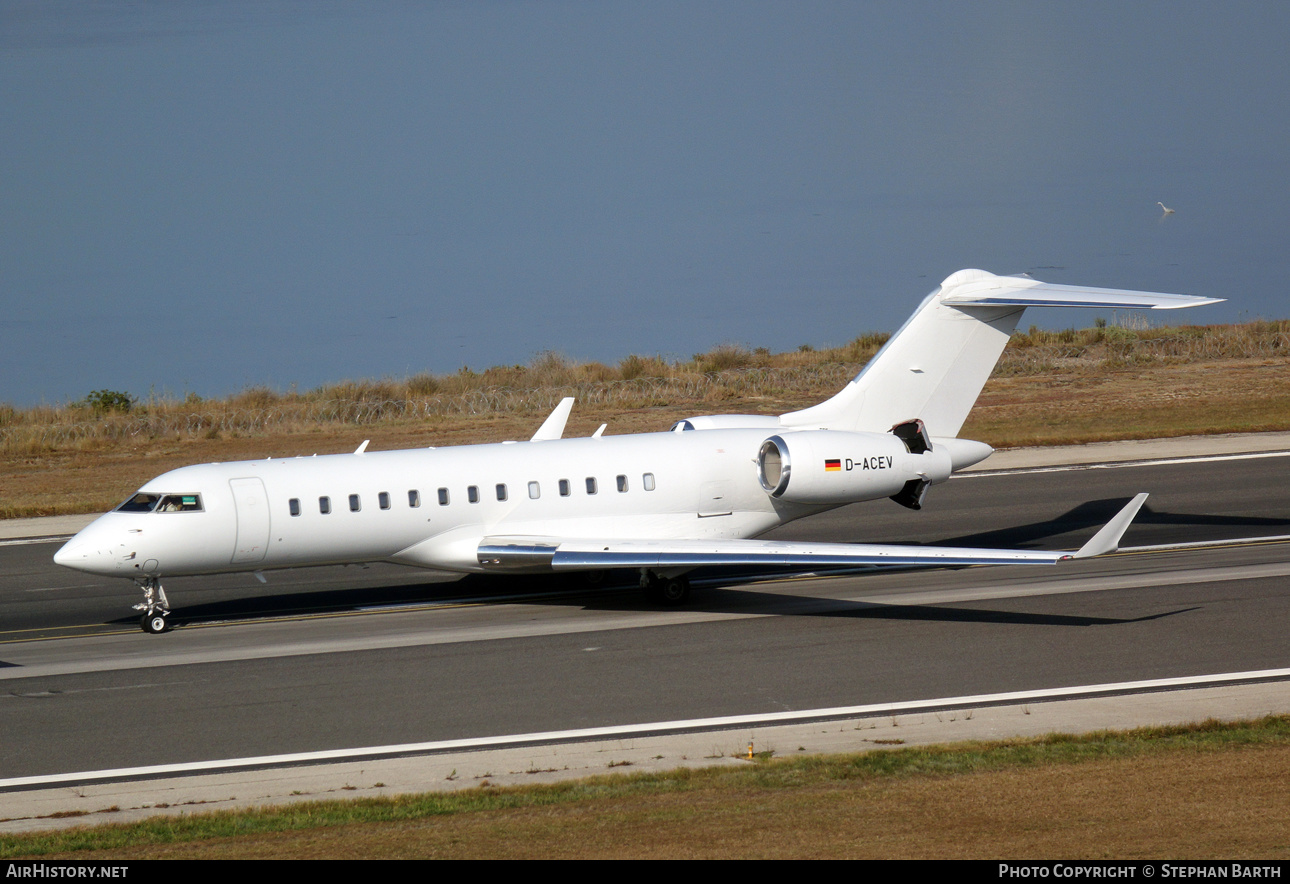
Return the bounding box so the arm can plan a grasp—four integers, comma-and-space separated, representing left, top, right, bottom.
477, 536, 1066, 571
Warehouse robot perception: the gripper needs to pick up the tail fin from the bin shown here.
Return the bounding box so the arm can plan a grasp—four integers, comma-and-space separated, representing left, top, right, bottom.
780, 269, 1222, 438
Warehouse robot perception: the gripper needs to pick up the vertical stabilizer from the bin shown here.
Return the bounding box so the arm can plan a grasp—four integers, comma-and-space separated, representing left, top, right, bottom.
780, 269, 1220, 438
780, 270, 1023, 437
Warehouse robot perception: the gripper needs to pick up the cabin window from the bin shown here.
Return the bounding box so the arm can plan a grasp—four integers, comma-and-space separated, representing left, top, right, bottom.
289, 498, 301, 517
116, 493, 161, 513
616, 474, 628, 493
643, 473, 656, 491
496, 483, 508, 501
319, 496, 331, 514
408, 490, 420, 508
585, 477, 597, 495
438, 487, 450, 506
468, 485, 480, 504
378, 492, 390, 510
528, 481, 540, 499
559, 479, 570, 497
349, 494, 361, 512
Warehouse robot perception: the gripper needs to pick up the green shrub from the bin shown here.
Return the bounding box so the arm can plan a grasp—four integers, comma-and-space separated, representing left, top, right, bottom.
81, 389, 135, 414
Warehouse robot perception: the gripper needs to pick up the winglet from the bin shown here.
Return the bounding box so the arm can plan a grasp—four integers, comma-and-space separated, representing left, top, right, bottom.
354, 440, 369, 455
531, 397, 575, 441
1070, 493, 1149, 559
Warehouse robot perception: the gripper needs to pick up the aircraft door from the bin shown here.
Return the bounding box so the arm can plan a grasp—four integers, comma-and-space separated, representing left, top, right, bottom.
230, 477, 271, 564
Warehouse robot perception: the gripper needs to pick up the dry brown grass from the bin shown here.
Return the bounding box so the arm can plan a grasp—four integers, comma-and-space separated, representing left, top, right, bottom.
964, 358, 1290, 447
35, 743, 1290, 859
3, 321, 1287, 518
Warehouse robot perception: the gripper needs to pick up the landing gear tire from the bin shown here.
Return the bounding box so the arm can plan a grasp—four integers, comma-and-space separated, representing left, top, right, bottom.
141, 611, 170, 634
646, 575, 691, 606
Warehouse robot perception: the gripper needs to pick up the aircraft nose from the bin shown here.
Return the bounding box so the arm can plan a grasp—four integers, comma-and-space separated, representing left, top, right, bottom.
54, 538, 90, 568
53, 536, 117, 575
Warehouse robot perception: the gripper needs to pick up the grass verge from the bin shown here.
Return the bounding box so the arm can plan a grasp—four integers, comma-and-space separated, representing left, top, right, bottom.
5, 716, 1290, 859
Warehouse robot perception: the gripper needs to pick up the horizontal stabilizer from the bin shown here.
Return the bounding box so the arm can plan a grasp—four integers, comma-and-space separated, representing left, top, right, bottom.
939, 271, 1223, 310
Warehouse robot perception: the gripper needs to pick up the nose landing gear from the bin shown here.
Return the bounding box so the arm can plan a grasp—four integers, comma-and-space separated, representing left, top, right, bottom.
133, 576, 172, 633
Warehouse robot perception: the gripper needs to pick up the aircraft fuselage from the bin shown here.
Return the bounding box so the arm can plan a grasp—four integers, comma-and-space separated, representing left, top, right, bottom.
55, 427, 943, 580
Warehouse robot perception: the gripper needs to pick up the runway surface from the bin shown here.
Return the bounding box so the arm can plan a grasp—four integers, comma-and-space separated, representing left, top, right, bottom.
1, 436, 1289, 828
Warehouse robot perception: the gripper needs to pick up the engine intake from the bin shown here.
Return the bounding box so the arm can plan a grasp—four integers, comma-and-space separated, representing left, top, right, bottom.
757, 430, 949, 505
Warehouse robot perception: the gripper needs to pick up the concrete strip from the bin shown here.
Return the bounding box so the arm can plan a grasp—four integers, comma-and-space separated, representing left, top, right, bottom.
966, 430, 1290, 472
0, 514, 96, 541
1, 681, 1285, 835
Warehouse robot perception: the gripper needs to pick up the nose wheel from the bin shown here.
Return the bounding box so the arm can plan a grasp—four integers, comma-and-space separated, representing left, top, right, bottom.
141, 611, 170, 634
133, 576, 172, 634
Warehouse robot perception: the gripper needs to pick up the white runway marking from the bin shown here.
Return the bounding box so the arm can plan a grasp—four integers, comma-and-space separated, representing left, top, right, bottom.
959, 449, 1290, 478
4, 667, 1288, 790
1124, 534, 1290, 552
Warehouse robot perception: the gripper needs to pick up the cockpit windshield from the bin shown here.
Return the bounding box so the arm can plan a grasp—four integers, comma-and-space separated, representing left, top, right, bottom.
115, 493, 203, 513
117, 493, 160, 513
158, 494, 203, 512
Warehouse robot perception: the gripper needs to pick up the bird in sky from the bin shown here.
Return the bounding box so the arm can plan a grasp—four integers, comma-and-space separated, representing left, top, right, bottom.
1157, 201, 1175, 214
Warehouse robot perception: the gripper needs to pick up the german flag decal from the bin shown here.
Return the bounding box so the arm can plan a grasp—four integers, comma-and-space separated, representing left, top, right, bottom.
824, 459, 842, 471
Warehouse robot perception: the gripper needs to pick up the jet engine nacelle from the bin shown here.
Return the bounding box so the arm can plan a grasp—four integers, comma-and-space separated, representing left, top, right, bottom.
757, 430, 952, 505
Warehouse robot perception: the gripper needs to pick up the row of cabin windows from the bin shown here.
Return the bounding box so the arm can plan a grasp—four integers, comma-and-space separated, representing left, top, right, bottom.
287, 473, 657, 516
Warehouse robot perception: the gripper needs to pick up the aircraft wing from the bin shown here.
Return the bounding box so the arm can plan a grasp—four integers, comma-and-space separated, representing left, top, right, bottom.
478, 536, 1067, 570
478, 494, 1149, 571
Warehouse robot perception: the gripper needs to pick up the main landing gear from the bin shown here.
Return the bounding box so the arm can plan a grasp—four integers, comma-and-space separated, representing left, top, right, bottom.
642, 570, 691, 606
133, 575, 172, 634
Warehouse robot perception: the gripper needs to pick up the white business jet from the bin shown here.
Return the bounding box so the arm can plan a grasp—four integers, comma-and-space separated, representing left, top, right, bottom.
54, 269, 1220, 633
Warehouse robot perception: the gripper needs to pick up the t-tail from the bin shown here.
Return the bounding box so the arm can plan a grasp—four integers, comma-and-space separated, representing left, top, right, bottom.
780, 269, 1223, 438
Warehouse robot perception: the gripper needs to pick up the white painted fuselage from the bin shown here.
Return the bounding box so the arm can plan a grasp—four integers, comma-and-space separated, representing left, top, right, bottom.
55, 427, 938, 580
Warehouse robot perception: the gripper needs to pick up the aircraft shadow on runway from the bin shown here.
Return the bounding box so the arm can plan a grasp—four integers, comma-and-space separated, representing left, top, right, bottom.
804, 600, 1201, 628
932, 498, 1290, 550
121, 559, 1208, 634
104, 569, 686, 629
104, 576, 519, 628
569, 581, 1204, 628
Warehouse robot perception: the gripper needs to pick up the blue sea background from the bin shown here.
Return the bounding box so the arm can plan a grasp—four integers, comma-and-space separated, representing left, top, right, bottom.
2, 1, 1286, 407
